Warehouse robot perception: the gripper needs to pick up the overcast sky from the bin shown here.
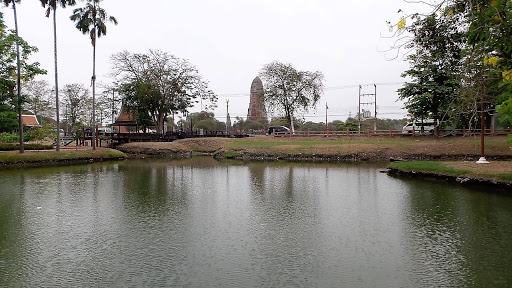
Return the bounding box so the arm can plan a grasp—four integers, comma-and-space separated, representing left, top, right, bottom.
1, 0, 426, 124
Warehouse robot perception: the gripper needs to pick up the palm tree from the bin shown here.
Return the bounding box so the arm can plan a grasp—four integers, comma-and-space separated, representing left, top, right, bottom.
40, 0, 76, 152
3, 0, 23, 153
70, 0, 117, 150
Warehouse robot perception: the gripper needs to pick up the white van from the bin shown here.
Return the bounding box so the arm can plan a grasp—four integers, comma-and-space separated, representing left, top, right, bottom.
402, 119, 438, 135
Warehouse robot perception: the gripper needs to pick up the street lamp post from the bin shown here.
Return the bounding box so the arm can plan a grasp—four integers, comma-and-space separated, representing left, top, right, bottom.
476, 75, 489, 164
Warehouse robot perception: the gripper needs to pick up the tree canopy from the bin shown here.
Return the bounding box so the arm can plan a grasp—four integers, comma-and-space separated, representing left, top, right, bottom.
111, 49, 217, 134
0, 12, 46, 133
259, 61, 324, 132
398, 12, 464, 134
390, 0, 512, 129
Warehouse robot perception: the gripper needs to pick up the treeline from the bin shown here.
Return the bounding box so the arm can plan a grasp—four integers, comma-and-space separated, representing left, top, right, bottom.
391, 0, 512, 133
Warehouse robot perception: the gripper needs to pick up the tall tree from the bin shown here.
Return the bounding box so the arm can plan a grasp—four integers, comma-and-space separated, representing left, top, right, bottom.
3, 0, 24, 152
462, 0, 512, 125
111, 50, 217, 134
70, 0, 117, 149
61, 83, 89, 131
397, 12, 464, 135
40, 0, 76, 151
0, 11, 46, 138
259, 61, 324, 133
24, 80, 53, 123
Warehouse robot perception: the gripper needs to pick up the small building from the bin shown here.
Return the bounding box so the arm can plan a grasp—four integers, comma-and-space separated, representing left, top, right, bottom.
21, 115, 41, 128
113, 107, 138, 133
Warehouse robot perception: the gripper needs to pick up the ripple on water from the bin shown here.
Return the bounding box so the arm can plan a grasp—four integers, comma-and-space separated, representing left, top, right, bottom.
1, 160, 511, 287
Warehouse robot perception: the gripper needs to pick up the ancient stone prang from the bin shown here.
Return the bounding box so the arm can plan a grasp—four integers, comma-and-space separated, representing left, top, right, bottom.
247, 76, 267, 122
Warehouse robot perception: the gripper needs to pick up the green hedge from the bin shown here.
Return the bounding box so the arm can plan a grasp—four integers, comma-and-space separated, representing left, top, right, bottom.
0, 143, 54, 151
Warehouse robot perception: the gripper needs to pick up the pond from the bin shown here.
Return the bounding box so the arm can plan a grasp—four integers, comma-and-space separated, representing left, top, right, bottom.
0, 158, 511, 287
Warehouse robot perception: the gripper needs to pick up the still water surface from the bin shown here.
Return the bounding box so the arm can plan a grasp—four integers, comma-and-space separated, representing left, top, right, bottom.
0, 158, 511, 287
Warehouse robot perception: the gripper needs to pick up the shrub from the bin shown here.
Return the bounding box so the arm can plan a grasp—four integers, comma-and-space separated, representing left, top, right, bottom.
0, 143, 53, 151
0, 132, 19, 143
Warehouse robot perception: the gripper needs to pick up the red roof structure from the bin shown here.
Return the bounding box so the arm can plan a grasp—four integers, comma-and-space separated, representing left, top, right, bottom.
21, 115, 41, 128
113, 106, 138, 133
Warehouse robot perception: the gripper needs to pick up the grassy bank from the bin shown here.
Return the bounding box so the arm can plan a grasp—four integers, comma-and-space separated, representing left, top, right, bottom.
0, 148, 126, 168
118, 135, 512, 161
388, 160, 512, 183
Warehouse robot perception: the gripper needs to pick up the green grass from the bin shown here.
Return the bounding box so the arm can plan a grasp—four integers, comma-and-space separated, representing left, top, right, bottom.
230, 140, 404, 148
0, 148, 125, 163
495, 174, 512, 181
223, 151, 240, 159
389, 161, 470, 176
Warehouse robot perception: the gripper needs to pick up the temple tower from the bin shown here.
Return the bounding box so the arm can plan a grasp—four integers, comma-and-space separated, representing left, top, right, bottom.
247, 76, 267, 122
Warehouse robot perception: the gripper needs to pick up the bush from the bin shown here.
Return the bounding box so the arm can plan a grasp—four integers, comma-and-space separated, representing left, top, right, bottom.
243, 120, 264, 130
27, 126, 54, 143
0, 143, 53, 151
0, 132, 19, 143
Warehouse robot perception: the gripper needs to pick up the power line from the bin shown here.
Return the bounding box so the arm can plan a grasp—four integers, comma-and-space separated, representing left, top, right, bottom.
216, 81, 406, 97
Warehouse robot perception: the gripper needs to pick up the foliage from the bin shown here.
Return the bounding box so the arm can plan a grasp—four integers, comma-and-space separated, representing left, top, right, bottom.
70, 0, 117, 46
259, 61, 324, 132
71, 0, 117, 149
0, 104, 17, 132
40, 0, 76, 16
24, 80, 53, 120
268, 116, 292, 128
194, 119, 217, 131
26, 125, 55, 143
0, 12, 46, 137
0, 131, 18, 143
112, 50, 217, 133
389, 1, 512, 127
398, 13, 464, 133
0, 12, 46, 105
242, 119, 264, 131
61, 83, 90, 130
0, 143, 53, 151
188, 111, 224, 131
98, 83, 121, 126
301, 121, 325, 131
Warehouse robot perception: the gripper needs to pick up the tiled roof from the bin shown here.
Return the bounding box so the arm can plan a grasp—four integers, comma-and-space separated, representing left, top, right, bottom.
114, 106, 137, 126
22, 115, 41, 127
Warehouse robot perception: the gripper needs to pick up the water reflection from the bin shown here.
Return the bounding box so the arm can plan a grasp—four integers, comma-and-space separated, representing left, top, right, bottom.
399, 178, 512, 286
0, 159, 511, 287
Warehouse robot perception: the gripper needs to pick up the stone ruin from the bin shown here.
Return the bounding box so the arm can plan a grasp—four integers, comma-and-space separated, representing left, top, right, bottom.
247, 76, 267, 122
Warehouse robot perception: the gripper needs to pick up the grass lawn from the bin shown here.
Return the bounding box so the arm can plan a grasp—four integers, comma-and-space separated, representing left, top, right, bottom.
389, 160, 512, 182
0, 148, 125, 164
389, 161, 470, 175
119, 135, 512, 159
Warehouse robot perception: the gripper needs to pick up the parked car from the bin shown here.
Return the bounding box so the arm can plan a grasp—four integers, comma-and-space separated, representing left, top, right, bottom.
267, 126, 290, 135
402, 119, 438, 134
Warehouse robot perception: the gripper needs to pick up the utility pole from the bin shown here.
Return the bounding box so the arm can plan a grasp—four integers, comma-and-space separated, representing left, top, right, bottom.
358, 84, 377, 133
226, 99, 229, 136
325, 102, 329, 136
374, 84, 377, 131
358, 85, 361, 133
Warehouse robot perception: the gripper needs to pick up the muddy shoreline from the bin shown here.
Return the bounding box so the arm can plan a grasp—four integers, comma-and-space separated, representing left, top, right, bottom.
117, 144, 512, 162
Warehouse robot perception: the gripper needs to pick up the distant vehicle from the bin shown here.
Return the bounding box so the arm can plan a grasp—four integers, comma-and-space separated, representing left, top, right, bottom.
267, 126, 290, 135
53, 128, 65, 137
402, 119, 438, 135
98, 127, 113, 134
